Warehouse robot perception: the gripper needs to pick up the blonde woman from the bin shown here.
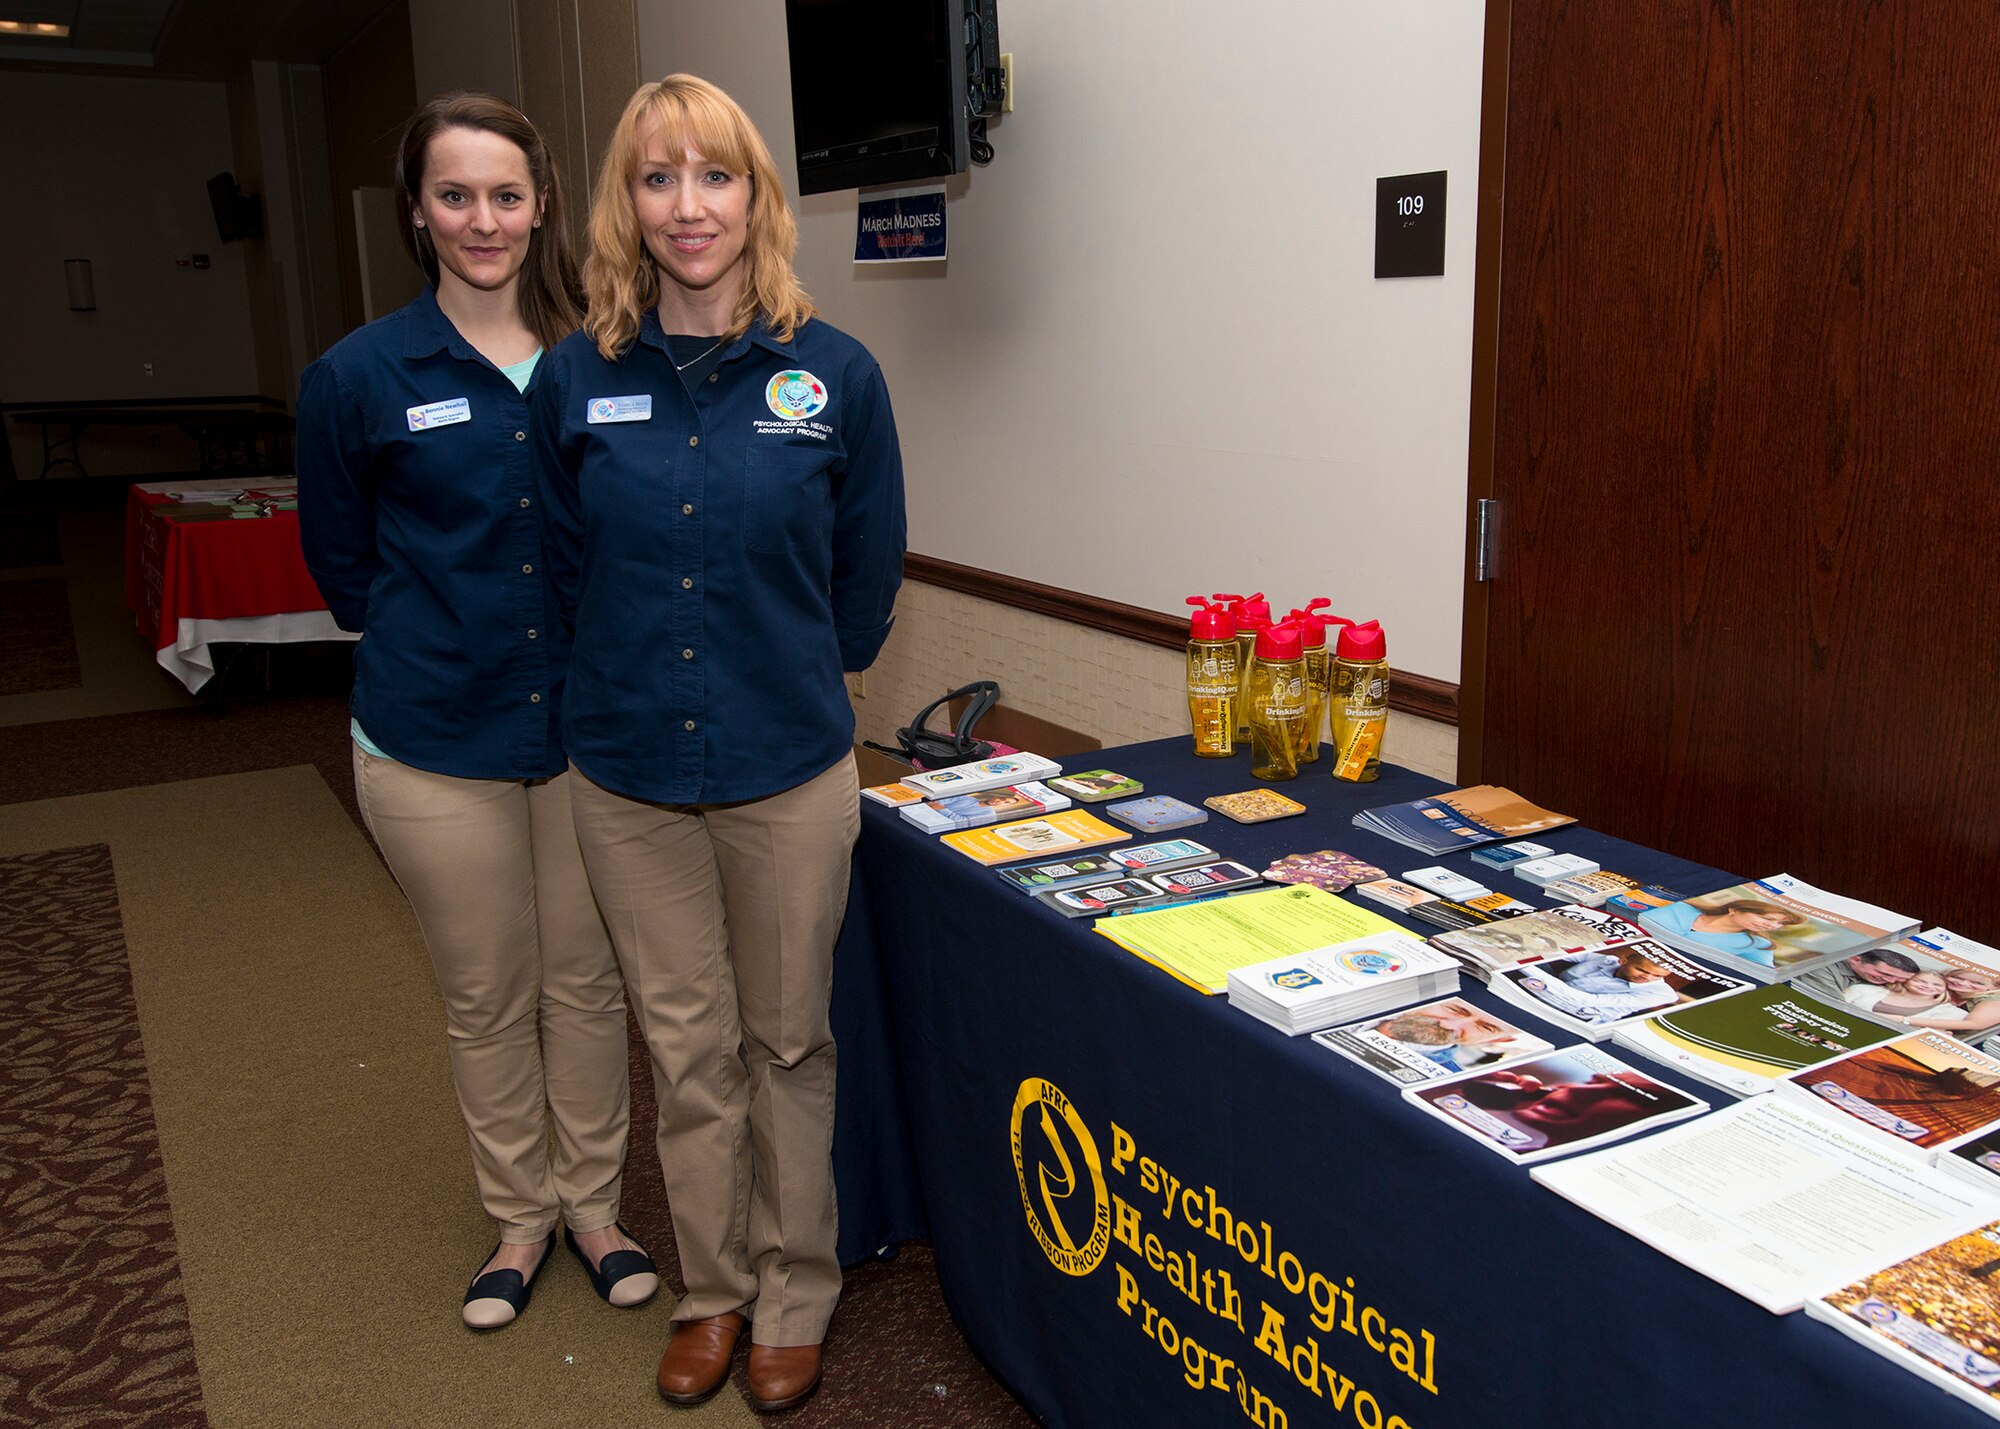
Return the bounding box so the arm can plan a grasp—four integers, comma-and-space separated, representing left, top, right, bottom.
530, 75, 905, 1411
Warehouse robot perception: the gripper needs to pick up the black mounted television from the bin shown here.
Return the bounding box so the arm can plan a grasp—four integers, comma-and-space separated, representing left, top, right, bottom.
784, 0, 970, 196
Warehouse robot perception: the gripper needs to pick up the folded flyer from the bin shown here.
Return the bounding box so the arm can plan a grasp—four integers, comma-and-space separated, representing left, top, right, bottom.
1225, 931, 1459, 1035
900, 753, 1063, 798
1788, 927, 2000, 1048
1775, 1030, 2000, 1155
899, 781, 1071, 833
939, 809, 1129, 866
1427, 903, 1651, 980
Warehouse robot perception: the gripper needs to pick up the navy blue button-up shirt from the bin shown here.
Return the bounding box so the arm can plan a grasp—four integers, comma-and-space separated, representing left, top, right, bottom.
531, 311, 905, 804
298, 288, 565, 780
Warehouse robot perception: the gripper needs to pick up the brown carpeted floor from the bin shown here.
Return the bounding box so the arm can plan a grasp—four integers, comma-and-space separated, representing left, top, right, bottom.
0, 487, 1036, 1428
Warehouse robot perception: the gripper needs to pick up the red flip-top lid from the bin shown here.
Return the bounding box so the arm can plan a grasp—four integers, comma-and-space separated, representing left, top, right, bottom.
1336, 619, 1386, 662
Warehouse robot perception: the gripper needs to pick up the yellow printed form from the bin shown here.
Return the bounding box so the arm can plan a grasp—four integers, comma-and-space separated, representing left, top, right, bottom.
1094, 884, 1405, 993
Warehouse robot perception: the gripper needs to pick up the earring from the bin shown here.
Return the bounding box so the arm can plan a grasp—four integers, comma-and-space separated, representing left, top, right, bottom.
414, 218, 425, 228
532, 219, 542, 228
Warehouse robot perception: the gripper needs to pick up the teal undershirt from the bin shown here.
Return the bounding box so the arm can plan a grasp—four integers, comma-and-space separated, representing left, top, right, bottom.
352, 348, 542, 763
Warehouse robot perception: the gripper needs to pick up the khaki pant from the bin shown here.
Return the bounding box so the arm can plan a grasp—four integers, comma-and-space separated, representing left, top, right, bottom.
354, 748, 629, 1243
569, 753, 857, 1346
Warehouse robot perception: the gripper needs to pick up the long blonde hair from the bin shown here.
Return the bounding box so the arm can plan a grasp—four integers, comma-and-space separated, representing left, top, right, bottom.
584, 75, 815, 360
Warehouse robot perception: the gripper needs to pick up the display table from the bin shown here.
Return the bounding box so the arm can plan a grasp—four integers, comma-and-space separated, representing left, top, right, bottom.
826, 737, 1988, 1429
123, 480, 355, 693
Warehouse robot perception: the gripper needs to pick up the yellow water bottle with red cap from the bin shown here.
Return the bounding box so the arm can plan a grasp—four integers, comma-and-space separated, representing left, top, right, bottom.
1287, 599, 1348, 765
1330, 620, 1388, 782
1247, 620, 1310, 781
1184, 596, 1239, 757
1232, 594, 1272, 742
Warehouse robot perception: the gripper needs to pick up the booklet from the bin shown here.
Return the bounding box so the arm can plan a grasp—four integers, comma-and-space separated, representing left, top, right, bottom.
1403, 1044, 1706, 1165
1807, 1219, 2000, 1418
1485, 942, 1751, 1041
1633, 874, 1918, 983
1774, 1030, 2000, 1155
1093, 883, 1405, 995
939, 809, 1130, 866
1612, 982, 1904, 1098
1352, 785, 1575, 855
1225, 932, 1459, 1036
1426, 904, 1652, 981
860, 781, 926, 807
1315, 997, 1557, 1088
1788, 928, 2000, 1049
1533, 1097, 2000, 1313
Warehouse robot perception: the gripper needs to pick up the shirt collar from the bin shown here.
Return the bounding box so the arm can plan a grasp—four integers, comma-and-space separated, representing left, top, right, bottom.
638, 306, 803, 364
400, 286, 479, 362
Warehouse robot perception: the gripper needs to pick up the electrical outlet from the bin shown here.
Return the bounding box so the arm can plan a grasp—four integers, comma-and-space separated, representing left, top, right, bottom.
1001, 53, 1014, 112
848, 671, 866, 699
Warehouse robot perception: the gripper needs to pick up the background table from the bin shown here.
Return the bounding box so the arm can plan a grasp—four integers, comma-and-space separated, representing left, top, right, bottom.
827, 736, 1990, 1429
123, 481, 355, 693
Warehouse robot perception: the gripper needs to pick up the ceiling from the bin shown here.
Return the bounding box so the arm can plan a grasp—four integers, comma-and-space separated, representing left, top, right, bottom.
0, 0, 393, 78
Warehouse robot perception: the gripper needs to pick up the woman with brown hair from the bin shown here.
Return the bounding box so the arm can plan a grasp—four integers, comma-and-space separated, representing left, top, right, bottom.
530, 74, 905, 1411
299, 92, 656, 1330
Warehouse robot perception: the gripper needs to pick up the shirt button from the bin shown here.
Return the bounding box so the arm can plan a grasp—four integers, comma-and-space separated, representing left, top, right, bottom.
519, 497, 531, 508
514, 431, 526, 441
680, 577, 693, 590
688, 435, 700, 448
707, 373, 718, 383
681, 647, 693, 660
684, 719, 697, 732
522, 563, 534, 574
530, 692, 542, 703
527, 628, 539, 640
681, 503, 694, 516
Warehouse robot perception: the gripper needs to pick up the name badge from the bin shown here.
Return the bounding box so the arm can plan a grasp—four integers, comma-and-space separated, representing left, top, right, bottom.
406, 397, 470, 431
587, 395, 652, 424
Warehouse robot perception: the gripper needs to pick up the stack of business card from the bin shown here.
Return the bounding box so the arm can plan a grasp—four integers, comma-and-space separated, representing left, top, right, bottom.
1226, 932, 1460, 1035
1046, 769, 1144, 803
1105, 795, 1209, 831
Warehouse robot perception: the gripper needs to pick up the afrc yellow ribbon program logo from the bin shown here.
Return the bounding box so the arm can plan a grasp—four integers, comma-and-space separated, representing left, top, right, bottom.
1011, 1077, 1111, 1277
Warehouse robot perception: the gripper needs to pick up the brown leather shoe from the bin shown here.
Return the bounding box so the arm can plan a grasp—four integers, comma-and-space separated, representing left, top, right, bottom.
745, 1342, 823, 1413
656, 1311, 748, 1405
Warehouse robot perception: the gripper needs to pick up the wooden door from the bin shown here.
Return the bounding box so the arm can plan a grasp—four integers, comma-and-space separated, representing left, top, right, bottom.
1467, 1, 2000, 939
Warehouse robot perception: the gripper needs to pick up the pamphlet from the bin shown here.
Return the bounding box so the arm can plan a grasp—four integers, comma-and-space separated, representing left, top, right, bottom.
1788, 927, 2000, 1048
899, 781, 1071, 833
1611, 982, 1903, 1098
1633, 874, 1917, 983
1225, 932, 1459, 1035
1486, 942, 1750, 1041
1774, 1030, 2000, 1154
938, 809, 1129, 866
1352, 785, 1575, 855
1426, 903, 1651, 981
900, 753, 1063, 798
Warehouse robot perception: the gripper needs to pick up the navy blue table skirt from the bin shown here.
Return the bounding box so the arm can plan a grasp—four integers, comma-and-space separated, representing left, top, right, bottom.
827, 736, 1987, 1428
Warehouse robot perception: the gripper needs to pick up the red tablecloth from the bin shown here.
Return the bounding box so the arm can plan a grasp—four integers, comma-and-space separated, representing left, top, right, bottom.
123, 486, 329, 650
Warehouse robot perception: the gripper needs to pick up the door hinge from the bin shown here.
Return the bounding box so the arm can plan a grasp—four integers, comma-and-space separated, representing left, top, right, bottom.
1474, 499, 1499, 582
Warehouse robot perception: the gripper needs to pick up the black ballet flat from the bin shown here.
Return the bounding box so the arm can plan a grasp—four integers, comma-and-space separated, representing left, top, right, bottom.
565, 1221, 661, 1308
461, 1230, 556, 1330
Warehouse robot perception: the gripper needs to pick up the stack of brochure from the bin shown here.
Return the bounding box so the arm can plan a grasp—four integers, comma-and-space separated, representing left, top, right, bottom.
1612, 982, 1903, 1098
1484, 941, 1751, 1042
1316, 998, 1557, 1088
1425, 903, 1652, 981
899, 781, 1070, 833
1351, 785, 1574, 854
899, 753, 1063, 799
1403, 1044, 1707, 1165
1787, 926, 2000, 1048
1773, 1029, 2000, 1156
1632, 874, 1917, 984
1808, 1218, 2000, 1418
1532, 1096, 2000, 1313
1225, 931, 1458, 1035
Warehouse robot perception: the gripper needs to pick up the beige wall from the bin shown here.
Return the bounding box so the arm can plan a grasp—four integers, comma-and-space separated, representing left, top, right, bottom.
858, 582, 1458, 782
325, 2, 422, 340
410, 0, 518, 105
640, 1, 1470, 775
512, 0, 640, 252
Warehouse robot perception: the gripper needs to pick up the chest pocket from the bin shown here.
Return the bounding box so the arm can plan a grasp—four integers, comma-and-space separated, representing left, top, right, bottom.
743, 446, 834, 554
